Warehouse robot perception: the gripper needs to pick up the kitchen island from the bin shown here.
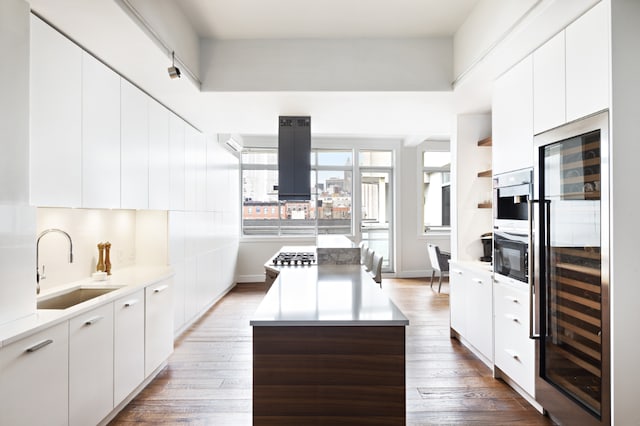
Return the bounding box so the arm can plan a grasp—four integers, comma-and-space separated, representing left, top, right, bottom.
250, 264, 409, 424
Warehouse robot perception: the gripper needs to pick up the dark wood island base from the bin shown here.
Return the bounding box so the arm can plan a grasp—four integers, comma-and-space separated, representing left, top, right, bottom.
253, 326, 406, 425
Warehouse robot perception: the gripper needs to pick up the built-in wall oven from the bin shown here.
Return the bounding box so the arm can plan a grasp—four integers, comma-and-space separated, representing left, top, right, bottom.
493, 168, 533, 285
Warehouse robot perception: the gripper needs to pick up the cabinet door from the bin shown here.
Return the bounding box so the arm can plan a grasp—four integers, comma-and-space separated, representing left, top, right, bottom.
145, 279, 174, 376
121, 79, 149, 209
184, 125, 198, 211
494, 280, 535, 395
149, 100, 170, 210
566, 1, 609, 122
69, 303, 114, 426
465, 270, 493, 360
82, 52, 121, 208
114, 290, 145, 404
30, 15, 82, 207
0, 321, 68, 426
533, 31, 566, 134
449, 266, 467, 336
169, 114, 185, 211
492, 55, 534, 174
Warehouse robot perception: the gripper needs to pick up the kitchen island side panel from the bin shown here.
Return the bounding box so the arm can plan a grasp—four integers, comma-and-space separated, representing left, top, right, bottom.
253, 325, 405, 424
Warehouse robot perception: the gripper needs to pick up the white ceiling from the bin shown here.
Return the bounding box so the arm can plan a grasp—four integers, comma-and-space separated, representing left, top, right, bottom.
175, 0, 480, 40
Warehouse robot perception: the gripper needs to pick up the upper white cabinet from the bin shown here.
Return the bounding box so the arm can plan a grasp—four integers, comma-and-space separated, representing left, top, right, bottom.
0, 321, 69, 426
492, 55, 534, 175
69, 303, 115, 426
533, 31, 566, 134
82, 52, 121, 209
114, 289, 145, 404
121, 79, 149, 209
30, 15, 82, 207
169, 115, 186, 211
184, 125, 198, 211
148, 99, 170, 210
566, 1, 609, 122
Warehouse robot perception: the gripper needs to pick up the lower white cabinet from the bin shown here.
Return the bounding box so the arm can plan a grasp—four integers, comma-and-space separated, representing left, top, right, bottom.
69, 303, 114, 426
114, 289, 145, 404
0, 321, 69, 426
449, 262, 493, 362
494, 279, 535, 396
145, 279, 174, 376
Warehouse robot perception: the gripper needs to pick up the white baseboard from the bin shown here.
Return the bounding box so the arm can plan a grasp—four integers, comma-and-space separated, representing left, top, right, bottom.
237, 274, 266, 283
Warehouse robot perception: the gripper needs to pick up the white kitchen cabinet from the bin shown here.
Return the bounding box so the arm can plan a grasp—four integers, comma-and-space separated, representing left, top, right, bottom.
82, 52, 121, 209
533, 31, 566, 134
449, 262, 493, 363
149, 99, 170, 210
69, 302, 114, 426
30, 15, 82, 207
114, 289, 145, 404
492, 55, 534, 175
145, 279, 174, 376
184, 125, 198, 211
121, 79, 149, 209
494, 278, 535, 396
0, 321, 68, 426
195, 133, 208, 212
566, 1, 609, 123
169, 114, 186, 211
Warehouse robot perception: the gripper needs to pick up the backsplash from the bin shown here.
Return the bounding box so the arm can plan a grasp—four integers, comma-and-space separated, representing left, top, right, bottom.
37, 208, 168, 291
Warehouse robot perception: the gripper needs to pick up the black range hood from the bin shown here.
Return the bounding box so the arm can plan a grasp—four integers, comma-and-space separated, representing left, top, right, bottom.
278, 116, 311, 201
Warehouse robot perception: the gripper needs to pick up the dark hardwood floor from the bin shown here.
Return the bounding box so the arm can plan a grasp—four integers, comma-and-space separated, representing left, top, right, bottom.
110, 278, 554, 425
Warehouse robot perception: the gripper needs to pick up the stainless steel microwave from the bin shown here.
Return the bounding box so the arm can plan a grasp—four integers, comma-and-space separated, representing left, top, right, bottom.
493, 229, 528, 284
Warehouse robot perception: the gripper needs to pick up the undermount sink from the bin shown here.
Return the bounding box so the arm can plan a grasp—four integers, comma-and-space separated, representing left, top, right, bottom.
37, 287, 120, 310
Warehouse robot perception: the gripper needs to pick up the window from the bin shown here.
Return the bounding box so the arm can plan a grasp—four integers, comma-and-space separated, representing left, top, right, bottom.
423, 147, 451, 232
241, 148, 353, 236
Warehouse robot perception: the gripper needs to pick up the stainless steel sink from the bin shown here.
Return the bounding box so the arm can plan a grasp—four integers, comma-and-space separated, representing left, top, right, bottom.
37, 287, 120, 310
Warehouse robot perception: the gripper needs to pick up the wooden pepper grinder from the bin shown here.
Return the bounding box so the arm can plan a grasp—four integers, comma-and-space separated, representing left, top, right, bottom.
96, 243, 105, 272
104, 242, 112, 275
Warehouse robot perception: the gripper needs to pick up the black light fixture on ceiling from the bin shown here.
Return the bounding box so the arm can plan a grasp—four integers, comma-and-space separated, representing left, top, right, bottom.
167, 51, 181, 79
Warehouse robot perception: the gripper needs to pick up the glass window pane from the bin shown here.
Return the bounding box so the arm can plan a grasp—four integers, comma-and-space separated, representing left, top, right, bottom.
423, 149, 451, 231
280, 199, 316, 235
359, 150, 392, 167
242, 149, 277, 165
317, 170, 352, 235
317, 150, 353, 167
242, 169, 279, 235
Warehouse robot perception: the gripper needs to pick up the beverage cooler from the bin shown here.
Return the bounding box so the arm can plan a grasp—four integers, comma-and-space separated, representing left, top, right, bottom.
532, 111, 609, 426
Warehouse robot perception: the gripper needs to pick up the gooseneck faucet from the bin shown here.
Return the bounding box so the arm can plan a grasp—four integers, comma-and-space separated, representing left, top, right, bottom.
36, 228, 74, 294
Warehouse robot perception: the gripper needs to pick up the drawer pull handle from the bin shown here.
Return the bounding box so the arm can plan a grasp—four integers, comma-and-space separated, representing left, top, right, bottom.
505, 349, 520, 360
84, 315, 104, 326
472, 278, 483, 284
505, 296, 519, 304
153, 285, 169, 294
124, 299, 139, 307
26, 339, 53, 353
505, 314, 520, 323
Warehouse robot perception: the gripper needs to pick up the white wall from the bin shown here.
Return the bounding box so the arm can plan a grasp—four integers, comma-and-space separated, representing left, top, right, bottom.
36, 208, 168, 291
451, 113, 492, 261
0, 0, 35, 325
610, 0, 640, 423
200, 37, 452, 91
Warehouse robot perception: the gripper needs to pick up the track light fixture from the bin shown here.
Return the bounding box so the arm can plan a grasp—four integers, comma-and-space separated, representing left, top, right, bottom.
167, 51, 181, 79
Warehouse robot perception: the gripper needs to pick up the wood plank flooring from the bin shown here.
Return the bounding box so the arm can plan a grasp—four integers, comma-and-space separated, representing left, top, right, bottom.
110, 278, 555, 425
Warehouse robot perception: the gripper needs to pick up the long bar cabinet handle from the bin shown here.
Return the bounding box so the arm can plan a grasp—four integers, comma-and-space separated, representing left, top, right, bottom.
26, 339, 53, 353
153, 285, 169, 294
528, 199, 540, 340
84, 315, 104, 326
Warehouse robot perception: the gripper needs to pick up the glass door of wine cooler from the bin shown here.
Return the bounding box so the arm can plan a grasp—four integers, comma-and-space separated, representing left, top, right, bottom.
534, 111, 609, 426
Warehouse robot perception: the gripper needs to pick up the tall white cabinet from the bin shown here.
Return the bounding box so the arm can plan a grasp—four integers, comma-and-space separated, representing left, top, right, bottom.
82, 53, 121, 209
29, 15, 82, 208
148, 99, 170, 210
121, 79, 149, 210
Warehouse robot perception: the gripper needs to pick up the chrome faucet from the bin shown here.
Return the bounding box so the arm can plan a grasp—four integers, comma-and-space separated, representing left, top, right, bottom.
36, 228, 74, 294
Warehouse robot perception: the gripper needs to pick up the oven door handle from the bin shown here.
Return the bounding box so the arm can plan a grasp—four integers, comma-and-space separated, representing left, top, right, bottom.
528, 199, 541, 340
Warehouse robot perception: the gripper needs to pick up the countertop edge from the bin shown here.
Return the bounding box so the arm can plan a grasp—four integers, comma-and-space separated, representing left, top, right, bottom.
0, 265, 174, 348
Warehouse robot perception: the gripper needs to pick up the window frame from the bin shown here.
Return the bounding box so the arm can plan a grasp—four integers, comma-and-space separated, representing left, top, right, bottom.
421, 145, 452, 235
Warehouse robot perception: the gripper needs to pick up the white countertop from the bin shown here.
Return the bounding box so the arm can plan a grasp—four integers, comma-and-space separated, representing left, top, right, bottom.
251, 264, 409, 326
449, 259, 493, 273
0, 265, 173, 348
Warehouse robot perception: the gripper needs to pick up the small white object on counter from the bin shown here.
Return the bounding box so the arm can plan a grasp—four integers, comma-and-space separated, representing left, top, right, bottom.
92, 271, 108, 281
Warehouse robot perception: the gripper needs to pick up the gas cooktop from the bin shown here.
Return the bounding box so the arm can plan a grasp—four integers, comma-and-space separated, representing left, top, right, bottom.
272, 252, 316, 266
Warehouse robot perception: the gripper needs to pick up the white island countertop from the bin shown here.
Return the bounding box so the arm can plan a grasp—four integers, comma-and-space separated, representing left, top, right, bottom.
250, 264, 409, 326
